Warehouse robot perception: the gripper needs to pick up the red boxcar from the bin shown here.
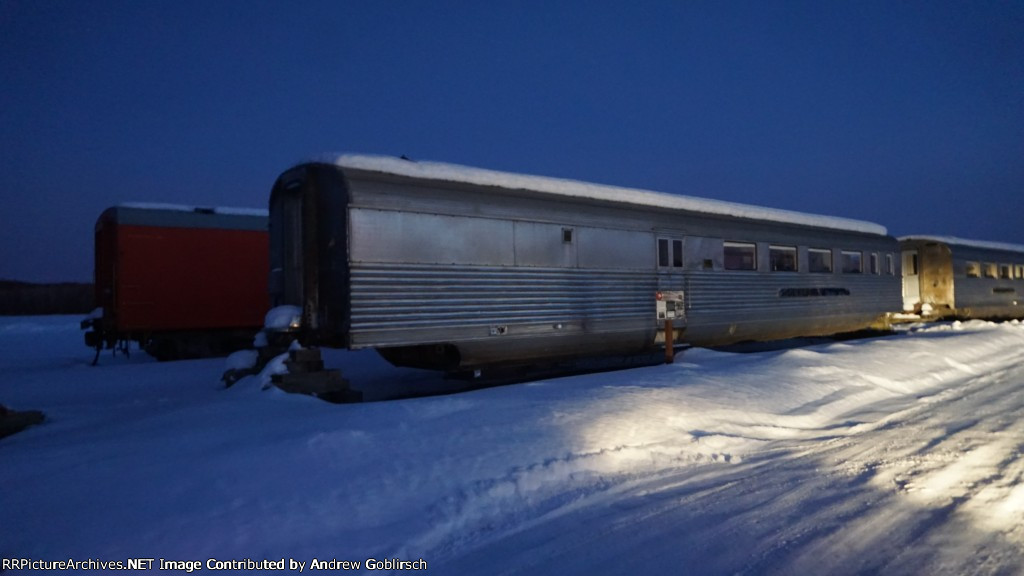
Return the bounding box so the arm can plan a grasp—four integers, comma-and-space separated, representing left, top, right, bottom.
82, 204, 269, 361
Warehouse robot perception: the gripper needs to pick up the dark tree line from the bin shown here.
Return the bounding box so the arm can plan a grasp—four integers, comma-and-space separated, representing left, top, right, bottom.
0, 281, 93, 316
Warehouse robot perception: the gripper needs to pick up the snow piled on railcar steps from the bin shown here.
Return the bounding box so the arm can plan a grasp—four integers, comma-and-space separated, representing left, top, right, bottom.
316, 154, 888, 236
263, 304, 302, 331
3, 317, 1024, 574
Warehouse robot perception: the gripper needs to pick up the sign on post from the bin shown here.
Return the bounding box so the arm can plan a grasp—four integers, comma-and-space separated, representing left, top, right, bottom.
655, 291, 685, 364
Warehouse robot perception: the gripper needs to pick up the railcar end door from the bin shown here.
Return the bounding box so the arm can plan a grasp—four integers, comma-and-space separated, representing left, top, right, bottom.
902, 249, 920, 312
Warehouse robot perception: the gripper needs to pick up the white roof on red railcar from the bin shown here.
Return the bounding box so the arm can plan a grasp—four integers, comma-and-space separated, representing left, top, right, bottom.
316, 154, 888, 236
899, 235, 1024, 255
118, 202, 268, 217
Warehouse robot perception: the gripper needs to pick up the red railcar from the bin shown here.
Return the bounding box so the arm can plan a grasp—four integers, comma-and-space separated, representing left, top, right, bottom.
82, 204, 269, 361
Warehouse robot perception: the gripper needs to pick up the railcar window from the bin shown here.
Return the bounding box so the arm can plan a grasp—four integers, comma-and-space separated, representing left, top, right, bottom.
809, 249, 833, 273
1000, 264, 1012, 279
966, 262, 981, 278
886, 254, 895, 275
657, 237, 683, 268
870, 253, 879, 274
907, 253, 918, 275
724, 242, 757, 271
841, 251, 862, 274
769, 245, 797, 272
562, 228, 574, 243
984, 263, 997, 278
1016, 265, 1024, 279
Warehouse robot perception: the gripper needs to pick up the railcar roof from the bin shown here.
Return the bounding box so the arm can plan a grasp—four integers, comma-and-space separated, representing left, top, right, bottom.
102, 203, 267, 231
899, 235, 1024, 255
117, 202, 268, 217
316, 154, 889, 236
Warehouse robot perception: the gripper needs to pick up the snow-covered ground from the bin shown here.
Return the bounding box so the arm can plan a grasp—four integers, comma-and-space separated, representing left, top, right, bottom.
2, 316, 1023, 575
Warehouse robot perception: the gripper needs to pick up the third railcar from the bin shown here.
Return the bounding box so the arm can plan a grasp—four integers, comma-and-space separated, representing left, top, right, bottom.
268, 155, 901, 371
900, 236, 1024, 320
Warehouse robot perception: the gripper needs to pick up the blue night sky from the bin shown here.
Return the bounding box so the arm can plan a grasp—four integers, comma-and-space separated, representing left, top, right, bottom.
2, 1, 1022, 282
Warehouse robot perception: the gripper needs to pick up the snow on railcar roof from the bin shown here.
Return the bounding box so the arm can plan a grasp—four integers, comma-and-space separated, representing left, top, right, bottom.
118, 202, 268, 217
900, 235, 1024, 255
316, 154, 889, 236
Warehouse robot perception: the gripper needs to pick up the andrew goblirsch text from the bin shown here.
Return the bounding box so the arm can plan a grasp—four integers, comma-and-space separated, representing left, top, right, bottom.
2, 557, 428, 572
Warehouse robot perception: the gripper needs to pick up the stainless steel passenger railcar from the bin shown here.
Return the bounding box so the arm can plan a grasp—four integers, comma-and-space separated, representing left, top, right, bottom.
900, 236, 1024, 320
269, 155, 902, 371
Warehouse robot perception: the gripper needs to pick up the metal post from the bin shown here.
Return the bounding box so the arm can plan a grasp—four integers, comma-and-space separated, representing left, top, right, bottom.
664, 318, 674, 364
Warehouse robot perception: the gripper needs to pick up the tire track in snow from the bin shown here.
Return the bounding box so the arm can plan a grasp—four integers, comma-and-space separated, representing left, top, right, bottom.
394, 437, 744, 559
426, 340, 1024, 575
746, 360, 1024, 575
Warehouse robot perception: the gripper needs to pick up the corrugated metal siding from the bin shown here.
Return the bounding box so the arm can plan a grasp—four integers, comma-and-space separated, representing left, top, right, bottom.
681, 271, 901, 343
950, 256, 1022, 315
348, 263, 901, 348
685, 271, 901, 320
349, 263, 656, 336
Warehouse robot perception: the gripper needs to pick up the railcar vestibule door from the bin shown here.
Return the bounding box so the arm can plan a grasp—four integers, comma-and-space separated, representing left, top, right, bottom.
269, 181, 305, 309
902, 249, 920, 312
